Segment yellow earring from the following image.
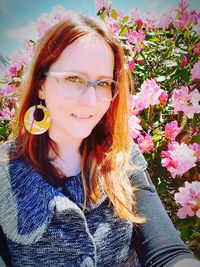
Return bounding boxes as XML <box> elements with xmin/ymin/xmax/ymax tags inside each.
<box><xmin>24</xmin><ymin>102</ymin><xmax>52</xmax><ymax>135</ymax></box>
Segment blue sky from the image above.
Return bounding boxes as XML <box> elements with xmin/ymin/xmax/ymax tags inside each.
<box><xmin>0</xmin><ymin>0</ymin><xmax>200</xmax><ymax>56</ymax></box>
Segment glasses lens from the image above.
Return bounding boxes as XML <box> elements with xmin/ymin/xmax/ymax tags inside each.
<box><xmin>96</xmin><ymin>80</ymin><xmax>118</xmax><ymax>102</ymax></box>
<box><xmin>60</xmin><ymin>75</ymin><xmax>87</xmax><ymax>98</ymax></box>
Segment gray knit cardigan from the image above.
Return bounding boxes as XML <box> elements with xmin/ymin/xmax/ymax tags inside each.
<box><xmin>0</xmin><ymin>140</ymin><xmax>195</xmax><ymax>267</ymax></box>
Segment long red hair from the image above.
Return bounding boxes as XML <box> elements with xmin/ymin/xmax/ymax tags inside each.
<box><xmin>13</xmin><ymin>12</ymin><xmax>145</xmax><ymax>224</ymax></box>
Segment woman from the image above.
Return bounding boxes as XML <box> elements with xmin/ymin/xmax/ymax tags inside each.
<box><xmin>0</xmin><ymin>12</ymin><xmax>199</xmax><ymax>267</ymax></box>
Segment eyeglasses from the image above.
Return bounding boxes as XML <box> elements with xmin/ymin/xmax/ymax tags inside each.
<box><xmin>45</xmin><ymin>71</ymin><xmax>118</xmax><ymax>102</ymax></box>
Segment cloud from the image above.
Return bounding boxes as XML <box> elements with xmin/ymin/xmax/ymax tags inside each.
<box><xmin>4</xmin><ymin>20</ymin><xmax>38</xmax><ymax>44</ymax></box>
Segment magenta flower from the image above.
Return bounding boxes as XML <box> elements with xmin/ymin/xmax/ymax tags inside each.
<box><xmin>128</xmin><ymin>60</ymin><xmax>135</xmax><ymax>71</ymax></box>
<box><xmin>136</xmin><ymin>134</ymin><xmax>154</xmax><ymax>153</ymax></box>
<box><xmin>191</xmin><ymin>61</ymin><xmax>200</xmax><ymax>80</ymax></box>
<box><xmin>159</xmin><ymin>91</ymin><xmax>168</xmax><ymax>105</ymax></box>
<box><xmin>174</xmin><ymin>181</ymin><xmax>200</xmax><ymax>219</ymax></box>
<box><xmin>193</xmin><ymin>43</ymin><xmax>200</xmax><ymax>55</ymax></box>
<box><xmin>164</xmin><ymin>120</ymin><xmax>181</xmax><ymax>140</ymax></box>
<box><xmin>161</xmin><ymin>142</ymin><xmax>197</xmax><ymax>178</ymax></box>
<box><xmin>177</xmin><ymin>0</ymin><xmax>189</xmax><ymax>14</ymax></box>
<box><xmin>180</xmin><ymin>56</ymin><xmax>188</xmax><ymax>68</ymax></box>
<box><xmin>128</xmin><ymin>114</ymin><xmax>142</xmax><ymax>139</ymax></box>
<box><xmin>94</xmin><ymin>0</ymin><xmax>111</xmax><ymax>12</ymax></box>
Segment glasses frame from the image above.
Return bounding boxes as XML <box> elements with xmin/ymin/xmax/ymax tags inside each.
<box><xmin>45</xmin><ymin>71</ymin><xmax>119</xmax><ymax>102</ymax></box>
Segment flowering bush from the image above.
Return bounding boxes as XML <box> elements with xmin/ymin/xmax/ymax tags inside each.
<box><xmin>94</xmin><ymin>0</ymin><xmax>200</xmax><ymax>256</ymax></box>
<box><xmin>0</xmin><ymin>0</ymin><xmax>200</xmax><ymax>257</ymax></box>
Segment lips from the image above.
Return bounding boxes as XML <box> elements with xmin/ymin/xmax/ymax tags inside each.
<box><xmin>72</xmin><ymin>114</ymin><xmax>93</xmax><ymax>119</ymax></box>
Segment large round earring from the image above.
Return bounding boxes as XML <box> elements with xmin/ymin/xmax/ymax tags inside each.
<box><xmin>24</xmin><ymin>102</ymin><xmax>52</xmax><ymax>135</ymax></box>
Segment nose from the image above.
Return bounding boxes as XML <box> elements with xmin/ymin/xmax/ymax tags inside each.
<box><xmin>79</xmin><ymin>85</ymin><xmax>98</xmax><ymax>105</ymax></box>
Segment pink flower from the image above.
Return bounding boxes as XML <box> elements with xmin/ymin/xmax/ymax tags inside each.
<box><xmin>189</xmin><ymin>143</ymin><xmax>200</xmax><ymax>161</ymax></box>
<box><xmin>193</xmin><ymin>22</ymin><xmax>200</xmax><ymax>35</ymax></box>
<box><xmin>0</xmin><ymin>107</ymin><xmax>16</xmax><ymax>121</ymax></box>
<box><xmin>158</xmin><ymin>8</ymin><xmax>175</xmax><ymax>29</ymax></box>
<box><xmin>161</xmin><ymin>142</ymin><xmax>197</xmax><ymax>178</ymax></box>
<box><xmin>128</xmin><ymin>94</ymin><xmax>138</xmax><ymax>115</ymax></box>
<box><xmin>143</xmin><ymin>11</ymin><xmax>157</xmax><ymax>30</ymax></box>
<box><xmin>128</xmin><ymin>60</ymin><xmax>135</xmax><ymax>71</ymax></box>
<box><xmin>164</xmin><ymin>120</ymin><xmax>181</xmax><ymax>140</ymax></box>
<box><xmin>189</xmin><ymin>9</ymin><xmax>200</xmax><ymax>25</ymax></box>
<box><xmin>36</xmin><ymin>6</ymin><xmax>71</xmax><ymax>38</ymax></box>
<box><xmin>125</xmin><ymin>29</ymin><xmax>145</xmax><ymax>44</ymax></box>
<box><xmin>191</xmin><ymin>61</ymin><xmax>200</xmax><ymax>80</ymax></box>
<box><xmin>128</xmin><ymin>114</ymin><xmax>142</xmax><ymax>139</ymax></box>
<box><xmin>94</xmin><ymin>0</ymin><xmax>111</xmax><ymax>12</ymax></box>
<box><xmin>176</xmin><ymin>0</ymin><xmax>189</xmax><ymax>14</ymax></box>
<box><xmin>193</xmin><ymin>43</ymin><xmax>200</xmax><ymax>55</ymax></box>
<box><xmin>174</xmin><ymin>181</ymin><xmax>200</xmax><ymax>219</ymax></box>
<box><xmin>0</xmin><ymin>85</ymin><xmax>17</xmax><ymax>98</ymax></box>
<box><xmin>133</xmin><ymin>79</ymin><xmax>163</xmax><ymax>113</ymax></box>
<box><xmin>51</xmin><ymin>5</ymin><xmax>71</xmax><ymax>21</ymax></box>
<box><xmin>5</xmin><ymin>66</ymin><xmax>18</xmax><ymax>82</ymax></box>
<box><xmin>171</xmin><ymin>86</ymin><xmax>200</xmax><ymax>119</ymax></box>
<box><xmin>9</xmin><ymin>39</ymin><xmax>36</xmax><ymax>73</ymax></box>
<box><xmin>134</xmin><ymin>45</ymin><xmax>141</xmax><ymax>54</ymax></box>
<box><xmin>108</xmin><ymin>22</ymin><xmax>120</xmax><ymax>35</ymax></box>
<box><xmin>136</xmin><ymin>134</ymin><xmax>154</xmax><ymax>153</ymax></box>
<box><xmin>159</xmin><ymin>91</ymin><xmax>168</xmax><ymax>105</ymax></box>
<box><xmin>118</xmin><ymin>11</ymin><xmax>125</xmax><ymax>21</ymax></box>
<box><xmin>129</xmin><ymin>7</ymin><xmax>141</xmax><ymax>21</ymax></box>
<box><xmin>180</xmin><ymin>56</ymin><xmax>188</xmax><ymax>68</ymax></box>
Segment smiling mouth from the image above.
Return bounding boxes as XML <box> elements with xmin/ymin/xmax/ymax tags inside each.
<box><xmin>71</xmin><ymin>114</ymin><xmax>94</xmax><ymax>119</ymax></box>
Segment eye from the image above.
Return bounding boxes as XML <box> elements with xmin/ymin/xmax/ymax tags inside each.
<box><xmin>97</xmin><ymin>80</ymin><xmax>112</xmax><ymax>87</ymax></box>
<box><xmin>65</xmin><ymin>76</ymin><xmax>84</xmax><ymax>83</ymax></box>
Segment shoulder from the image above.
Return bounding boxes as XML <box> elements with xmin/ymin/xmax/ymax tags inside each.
<box><xmin>0</xmin><ymin>141</ymin><xmax>58</xmax><ymax>245</ymax></box>
<box><xmin>129</xmin><ymin>139</ymin><xmax>148</xmax><ymax>177</ymax></box>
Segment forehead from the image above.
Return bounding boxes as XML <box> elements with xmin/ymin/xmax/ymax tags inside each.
<box><xmin>50</xmin><ymin>34</ymin><xmax>114</xmax><ymax>78</ymax></box>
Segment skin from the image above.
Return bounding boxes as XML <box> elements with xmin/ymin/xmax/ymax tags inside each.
<box><xmin>39</xmin><ymin>34</ymin><xmax>114</xmax><ymax>176</ymax></box>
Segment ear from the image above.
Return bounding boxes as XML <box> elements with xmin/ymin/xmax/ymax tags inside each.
<box><xmin>38</xmin><ymin>81</ymin><xmax>45</xmax><ymax>100</ymax></box>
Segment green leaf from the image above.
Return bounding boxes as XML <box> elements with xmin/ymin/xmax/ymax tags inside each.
<box><xmin>174</xmin><ymin>69</ymin><xmax>190</xmax><ymax>82</ymax></box>
<box><xmin>172</xmin><ymin>48</ymin><xmax>188</xmax><ymax>56</ymax></box>
<box><xmin>180</xmin><ymin>116</ymin><xmax>188</xmax><ymax>130</ymax></box>
<box><xmin>0</xmin><ymin>124</ymin><xmax>9</xmax><ymax>136</ymax></box>
<box><xmin>192</xmin><ymin>134</ymin><xmax>200</xmax><ymax>144</ymax></box>
<box><xmin>181</xmin><ymin>224</ymin><xmax>193</xmax><ymax>239</ymax></box>
<box><xmin>122</xmin><ymin>15</ymin><xmax>129</xmax><ymax>24</ymax></box>
<box><xmin>164</xmin><ymin>60</ymin><xmax>177</xmax><ymax>68</ymax></box>
<box><xmin>144</xmin><ymin>40</ymin><xmax>157</xmax><ymax>47</ymax></box>
<box><xmin>156</xmin><ymin>76</ymin><xmax>166</xmax><ymax>82</ymax></box>
<box><xmin>111</xmin><ymin>9</ymin><xmax>118</xmax><ymax>20</ymax></box>
<box><xmin>150</xmin><ymin>37</ymin><xmax>160</xmax><ymax>42</ymax></box>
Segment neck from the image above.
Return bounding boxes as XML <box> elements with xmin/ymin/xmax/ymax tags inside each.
<box><xmin>48</xmin><ymin>132</ymin><xmax>83</xmax><ymax>177</ymax></box>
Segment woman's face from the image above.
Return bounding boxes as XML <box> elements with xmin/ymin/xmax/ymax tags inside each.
<box><xmin>39</xmin><ymin>34</ymin><xmax>114</xmax><ymax>143</ymax></box>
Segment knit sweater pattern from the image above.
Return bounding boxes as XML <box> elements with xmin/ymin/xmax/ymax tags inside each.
<box><xmin>0</xmin><ymin>141</ymin><xmax>147</xmax><ymax>267</ymax></box>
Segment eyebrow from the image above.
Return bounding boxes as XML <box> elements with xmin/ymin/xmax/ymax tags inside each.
<box><xmin>64</xmin><ymin>69</ymin><xmax>114</xmax><ymax>80</ymax></box>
